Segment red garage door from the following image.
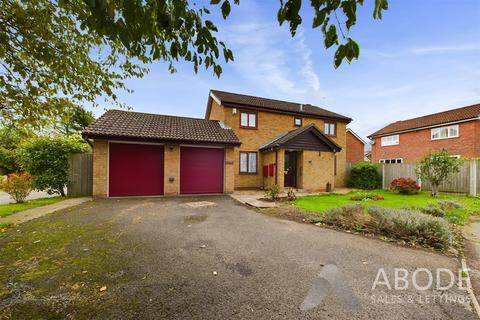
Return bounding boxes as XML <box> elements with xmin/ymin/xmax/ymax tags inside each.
<box><xmin>109</xmin><ymin>143</ymin><xmax>164</xmax><ymax>197</ymax></box>
<box><xmin>180</xmin><ymin>147</ymin><xmax>224</xmax><ymax>194</ymax></box>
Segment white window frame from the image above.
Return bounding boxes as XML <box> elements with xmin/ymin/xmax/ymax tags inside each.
<box><xmin>240</xmin><ymin>111</ymin><xmax>257</xmax><ymax>128</ymax></box>
<box><xmin>431</xmin><ymin>124</ymin><xmax>459</xmax><ymax>140</ymax></box>
<box><xmin>381</xmin><ymin>134</ymin><xmax>399</xmax><ymax>146</ymax></box>
<box><xmin>239</xmin><ymin>151</ymin><xmax>257</xmax><ymax>173</ymax></box>
<box><xmin>379</xmin><ymin>158</ymin><xmax>403</xmax><ymax>164</ymax></box>
<box><xmin>324</xmin><ymin>122</ymin><xmax>336</xmax><ymax>136</ymax></box>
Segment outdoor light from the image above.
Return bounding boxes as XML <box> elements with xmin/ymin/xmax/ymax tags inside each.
<box><xmin>232</xmin><ymin>108</ymin><xmax>237</xmax><ymax>115</ymax></box>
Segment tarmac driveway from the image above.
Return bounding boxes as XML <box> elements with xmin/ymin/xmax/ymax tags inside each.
<box><xmin>89</xmin><ymin>195</ymin><xmax>475</xmax><ymax>319</ymax></box>
<box><xmin>0</xmin><ymin>196</ymin><xmax>476</xmax><ymax>319</ymax></box>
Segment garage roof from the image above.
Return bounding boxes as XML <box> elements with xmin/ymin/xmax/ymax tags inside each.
<box><xmin>83</xmin><ymin>110</ymin><xmax>241</xmax><ymax>146</ymax></box>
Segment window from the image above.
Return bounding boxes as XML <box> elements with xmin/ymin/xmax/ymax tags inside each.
<box><xmin>294</xmin><ymin>117</ymin><xmax>302</xmax><ymax>127</ymax></box>
<box><xmin>240</xmin><ymin>152</ymin><xmax>257</xmax><ymax>173</ymax></box>
<box><xmin>240</xmin><ymin>111</ymin><xmax>257</xmax><ymax>128</ymax></box>
<box><xmin>379</xmin><ymin>158</ymin><xmax>403</xmax><ymax>164</ymax></box>
<box><xmin>324</xmin><ymin>122</ymin><xmax>336</xmax><ymax>136</ymax></box>
<box><xmin>381</xmin><ymin>134</ymin><xmax>399</xmax><ymax>146</ymax></box>
<box><xmin>431</xmin><ymin>125</ymin><xmax>459</xmax><ymax>140</ymax></box>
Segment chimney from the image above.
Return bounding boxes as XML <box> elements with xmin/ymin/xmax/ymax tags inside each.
<box><xmin>300</xmin><ymin>104</ymin><xmax>303</xmax><ymax>111</ymax></box>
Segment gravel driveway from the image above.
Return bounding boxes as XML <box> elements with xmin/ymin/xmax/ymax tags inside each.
<box><xmin>0</xmin><ymin>196</ymin><xmax>476</xmax><ymax>319</ymax></box>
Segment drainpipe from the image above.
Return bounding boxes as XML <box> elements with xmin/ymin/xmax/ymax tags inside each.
<box><xmin>275</xmin><ymin>150</ymin><xmax>278</xmax><ymax>185</ymax></box>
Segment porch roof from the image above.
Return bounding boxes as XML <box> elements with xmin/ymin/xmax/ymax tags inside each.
<box><xmin>259</xmin><ymin>124</ymin><xmax>342</xmax><ymax>152</ymax></box>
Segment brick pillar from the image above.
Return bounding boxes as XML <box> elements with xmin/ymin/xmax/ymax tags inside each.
<box><xmin>164</xmin><ymin>145</ymin><xmax>180</xmax><ymax>196</ymax></box>
<box><xmin>92</xmin><ymin>140</ymin><xmax>108</xmax><ymax>198</ymax></box>
<box><xmin>224</xmin><ymin>147</ymin><xmax>235</xmax><ymax>193</ymax></box>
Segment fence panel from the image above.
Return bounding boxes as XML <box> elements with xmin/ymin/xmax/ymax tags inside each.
<box><xmin>382</xmin><ymin>161</ymin><xmax>472</xmax><ymax>194</ymax></box>
<box><xmin>68</xmin><ymin>153</ymin><xmax>93</xmax><ymax>196</ymax></box>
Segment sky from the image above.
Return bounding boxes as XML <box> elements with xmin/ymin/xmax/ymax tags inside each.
<box><xmin>92</xmin><ymin>0</ymin><xmax>480</xmax><ymax>142</ymax></box>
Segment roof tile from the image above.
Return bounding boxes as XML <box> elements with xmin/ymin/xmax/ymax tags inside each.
<box><xmin>83</xmin><ymin>110</ymin><xmax>241</xmax><ymax>145</ymax></box>
<box><xmin>211</xmin><ymin>90</ymin><xmax>351</xmax><ymax>121</ymax></box>
<box><xmin>369</xmin><ymin>103</ymin><xmax>480</xmax><ymax>137</ymax></box>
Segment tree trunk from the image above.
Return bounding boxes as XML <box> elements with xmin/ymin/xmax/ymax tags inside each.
<box><xmin>60</xmin><ymin>189</ymin><xmax>66</xmax><ymax>197</ymax></box>
<box><xmin>430</xmin><ymin>184</ymin><xmax>438</xmax><ymax>197</ymax></box>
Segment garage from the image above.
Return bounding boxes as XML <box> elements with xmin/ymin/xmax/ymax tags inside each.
<box><xmin>180</xmin><ymin>147</ymin><xmax>224</xmax><ymax>194</ymax></box>
<box><xmin>109</xmin><ymin>143</ymin><xmax>164</xmax><ymax>197</ymax></box>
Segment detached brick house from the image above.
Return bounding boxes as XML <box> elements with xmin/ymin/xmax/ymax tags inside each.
<box><xmin>346</xmin><ymin>128</ymin><xmax>366</xmax><ymax>164</ymax></box>
<box><xmin>83</xmin><ymin>90</ymin><xmax>351</xmax><ymax>197</ymax></box>
<box><xmin>368</xmin><ymin>103</ymin><xmax>480</xmax><ymax>164</ymax></box>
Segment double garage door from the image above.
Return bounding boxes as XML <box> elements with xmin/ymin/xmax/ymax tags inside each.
<box><xmin>108</xmin><ymin>143</ymin><xmax>224</xmax><ymax>197</ymax></box>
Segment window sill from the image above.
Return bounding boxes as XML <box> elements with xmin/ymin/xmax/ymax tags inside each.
<box><xmin>239</xmin><ymin>172</ymin><xmax>258</xmax><ymax>175</ymax></box>
<box><xmin>431</xmin><ymin>136</ymin><xmax>459</xmax><ymax>141</ymax></box>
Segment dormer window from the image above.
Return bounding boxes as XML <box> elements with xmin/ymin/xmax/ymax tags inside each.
<box><xmin>294</xmin><ymin>117</ymin><xmax>302</xmax><ymax>127</ymax></box>
<box><xmin>240</xmin><ymin>111</ymin><xmax>257</xmax><ymax>129</ymax></box>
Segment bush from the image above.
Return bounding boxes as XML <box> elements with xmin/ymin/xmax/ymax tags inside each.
<box><xmin>437</xmin><ymin>200</ymin><xmax>463</xmax><ymax>210</ymax></box>
<box><xmin>367</xmin><ymin>206</ymin><xmax>453</xmax><ymax>249</ymax></box>
<box><xmin>322</xmin><ymin>204</ymin><xmax>368</xmax><ymax>230</ymax></box>
<box><xmin>264</xmin><ymin>184</ymin><xmax>281</xmax><ymax>201</ymax></box>
<box><xmin>286</xmin><ymin>187</ymin><xmax>296</xmax><ymax>201</ymax></box>
<box><xmin>1</xmin><ymin>172</ymin><xmax>33</xmax><ymax>203</ymax></box>
<box><xmin>318</xmin><ymin>204</ymin><xmax>453</xmax><ymax>249</ymax></box>
<box><xmin>390</xmin><ymin>177</ymin><xmax>420</xmax><ymax>194</ymax></box>
<box><xmin>347</xmin><ymin>162</ymin><xmax>382</xmax><ymax>190</ymax></box>
<box><xmin>18</xmin><ymin>136</ymin><xmax>87</xmax><ymax>196</ymax></box>
<box><xmin>349</xmin><ymin>192</ymin><xmax>384</xmax><ymax>201</ymax></box>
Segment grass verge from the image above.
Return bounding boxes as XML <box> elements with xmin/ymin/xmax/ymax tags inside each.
<box><xmin>0</xmin><ymin>196</ymin><xmax>65</xmax><ymax>218</ymax></box>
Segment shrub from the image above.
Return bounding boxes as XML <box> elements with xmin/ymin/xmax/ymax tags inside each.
<box><xmin>390</xmin><ymin>177</ymin><xmax>420</xmax><ymax>194</ymax></box>
<box><xmin>286</xmin><ymin>187</ymin><xmax>296</xmax><ymax>201</ymax></box>
<box><xmin>367</xmin><ymin>206</ymin><xmax>453</xmax><ymax>249</ymax></box>
<box><xmin>350</xmin><ymin>192</ymin><xmax>384</xmax><ymax>201</ymax></box>
<box><xmin>347</xmin><ymin>162</ymin><xmax>382</xmax><ymax>190</ymax></box>
<box><xmin>437</xmin><ymin>200</ymin><xmax>463</xmax><ymax>210</ymax></box>
<box><xmin>322</xmin><ymin>204</ymin><xmax>368</xmax><ymax>230</ymax></box>
<box><xmin>264</xmin><ymin>184</ymin><xmax>281</xmax><ymax>201</ymax></box>
<box><xmin>18</xmin><ymin>136</ymin><xmax>87</xmax><ymax>196</ymax></box>
<box><xmin>420</xmin><ymin>204</ymin><xmax>445</xmax><ymax>218</ymax></box>
<box><xmin>1</xmin><ymin>172</ymin><xmax>33</xmax><ymax>203</ymax></box>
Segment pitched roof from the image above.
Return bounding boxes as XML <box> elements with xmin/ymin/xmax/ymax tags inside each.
<box><xmin>210</xmin><ymin>90</ymin><xmax>351</xmax><ymax>122</ymax></box>
<box><xmin>259</xmin><ymin>124</ymin><xmax>342</xmax><ymax>152</ymax></box>
<box><xmin>346</xmin><ymin>128</ymin><xmax>366</xmax><ymax>145</ymax></box>
<box><xmin>83</xmin><ymin>110</ymin><xmax>241</xmax><ymax>145</ymax></box>
<box><xmin>369</xmin><ymin>103</ymin><xmax>480</xmax><ymax>138</ymax></box>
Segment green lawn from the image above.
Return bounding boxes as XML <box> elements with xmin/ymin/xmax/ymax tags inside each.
<box><xmin>0</xmin><ymin>197</ymin><xmax>65</xmax><ymax>218</ymax></box>
<box><xmin>294</xmin><ymin>190</ymin><xmax>480</xmax><ymax>224</ymax></box>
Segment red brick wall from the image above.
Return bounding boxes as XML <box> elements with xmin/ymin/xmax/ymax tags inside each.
<box><xmin>346</xmin><ymin>131</ymin><xmax>365</xmax><ymax>164</ymax></box>
<box><xmin>371</xmin><ymin>120</ymin><xmax>479</xmax><ymax>163</ymax></box>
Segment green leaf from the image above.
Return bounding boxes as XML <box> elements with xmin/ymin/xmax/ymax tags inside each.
<box><xmin>334</xmin><ymin>44</ymin><xmax>346</xmax><ymax>68</ymax></box>
<box><xmin>312</xmin><ymin>9</ymin><xmax>326</xmax><ymax>28</ymax></box>
<box><xmin>324</xmin><ymin>24</ymin><xmax>338</xmax><ymax>48</ymax></box>
<box><xmin>221</xmin><ymin>1</ymin><xmax>231</xmax><ymax>19</ymax></box>
<box><xmin>210</xmin><ymin>0</ymin><xmax>221</xmax><ymax>4</ymax></box>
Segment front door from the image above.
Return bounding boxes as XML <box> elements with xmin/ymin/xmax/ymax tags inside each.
<box><xmin>284</xmin><ymin>151</ymin><xmax>296</xmax><ymax>188</ymax></box>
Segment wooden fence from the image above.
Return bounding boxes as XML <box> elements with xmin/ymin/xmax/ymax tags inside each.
<box><xmin>67</xmin><ymin>153</ymin><xmax>93</xmax><ymax>196</ymax></box>
<box><xmin>381</xmin><ymin>160</ymin><xmax>479</xmax><ymax>195</ymax></box>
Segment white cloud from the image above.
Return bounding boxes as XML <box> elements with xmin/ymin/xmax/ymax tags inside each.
<box><xmin>363</xmin><ymin>43</ymin><xmax>480</xmax><ymax>58</ymax></box>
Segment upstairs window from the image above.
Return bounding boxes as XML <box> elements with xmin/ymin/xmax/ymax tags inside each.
<box><xmin>294</xmin><ymin>117</ymin><xmax>302</xmax><ymax>127</ymax></box>
<box><xmin>324</xmin><ymin>122</ymin><xmax>336</xmax><ymax>136</ymax></box>
<box><xmin>240</xmin><ymin>111</ymin><xmax>257</xmax><ymax>128</ymax></box>
<box><xmin>431</xmin><ymin>125</ymin><xmax>459</xmax><ymax>140</ymax></box>
<box><xmin>381</xmin><ymin>134</ymin><xmax>399</xmax><ymax>146</ymax></box>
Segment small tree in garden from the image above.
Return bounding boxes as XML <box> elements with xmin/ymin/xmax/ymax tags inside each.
<box><xmin>415</xmin><ymin>150</ymin><xmax>461</xmax><ymax>197</ymax></box>
<box><xmin>18</xmin><ymin>136</ymin><xmax>88</xmax><ymax>196</ymax></box>
<box><xmin>347</xmin><ymin>162</ymin><xmax>382</xmax><ymax>190</ymax></box>
<box><xmin>1</xmin><ymin>172</ymin><xmax>33</xmax><ymax>203</ymax></box>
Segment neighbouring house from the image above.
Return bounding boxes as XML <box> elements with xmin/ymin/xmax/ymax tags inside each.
<box><xmin>368</xmin><ymin>103</ymin><xmax>480</xmax><ymax>164</ymax></box>
<box><xmin>83</xmin><ymin>90</ymin><xmax>351</xmax><ymax>197</ymax></box>
<box><xmin>346</xmin><ymin>128</ymin><xmax>366</xmax><ymax>164</ymax></box>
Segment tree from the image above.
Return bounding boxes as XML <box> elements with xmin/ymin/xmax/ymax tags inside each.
<box><xmin>58</xmin><ymin>103</ymin><xmax>95</xmax><ymax>136</ymax></box>
<box><xmin>17</xmin><ymin>136</ymin><xmax>88</xmax><ymax>196</ymax></box>
<box><xmin>415</xmin><ymin>150</ymin><xmax>461</xmax><ymax>197</ymax></box>
<box><xmin>1</xmin><ymin>0</ymin><xmax>388</xmax><ymax>125</ymax></box>
<box><xmin>0</xmin><ymin>124</ymin><xmax>33</xmax><ymax>172</ymax></box>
